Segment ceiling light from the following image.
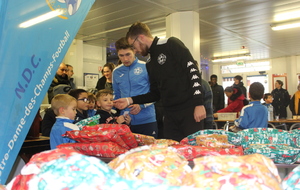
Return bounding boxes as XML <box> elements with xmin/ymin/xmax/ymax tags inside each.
<box><xmin>212</xmin><ymin>54</ymin><xmax>251</xmax><ymax>63</ymax></box>
<box><xmin>271</xmin><ymin>20</ymin><xmax>300</xmax><ymax>31</ymax></box>
<box><xmin>19</xmin><ymin>9</ymin><xmax>64</xmax><ymax>28</ymax></box>
<box><xmin>274</xmin><ymin>10</ymin><xmax>300</xmax><ymax>22</ymax></box>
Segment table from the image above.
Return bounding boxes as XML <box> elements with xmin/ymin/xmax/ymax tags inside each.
<box><xmin>214</xmin><ymin>119</ymin><xmax>300</xmax><ymax>131</ymax></box>
<box><xmin>19</xmin><ymin>135</ymin><xmax>50</xmax><ymax>163</ymax></box>
<box><xmin>268</xmin><ymin>119</ymin><xmax>300</xmax><ymax>131</ymax></box>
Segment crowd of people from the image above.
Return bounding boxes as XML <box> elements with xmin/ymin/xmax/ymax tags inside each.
<box><xmin>41</xmin><ymin>21</ymin><xmax>299</xmax><ymax>149</ymax></box>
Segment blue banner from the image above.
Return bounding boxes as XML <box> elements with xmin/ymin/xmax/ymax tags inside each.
<box><xmin>0</xmin><ymin>0</ymin><xmax>94</xmax><ymax>184</ymax></box>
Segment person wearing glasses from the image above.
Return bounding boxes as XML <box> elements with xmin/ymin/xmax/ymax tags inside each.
<box><xmin>47</xmin><ymin>62</ymin><xmax>70</xmax><ymax>103</ymax></box>
<box><xmin>113</xmin><ymin>22</ymin><xmax>206</xmax><ymax>142</ymax></box>
<box><xmin>68</xmin><ymin>89</ymin><xmax>89</xmax><ymax>123</ymax></box>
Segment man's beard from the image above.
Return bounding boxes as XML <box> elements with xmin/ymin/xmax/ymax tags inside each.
<box><xmin>139</xmin><ymin>43</ymin><xmax>149</xmax><ymax>57</ymax></box>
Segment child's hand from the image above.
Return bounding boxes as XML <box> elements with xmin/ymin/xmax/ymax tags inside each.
<box><xmin>116</xmin><ymin>115</ymin><xmax>125</xmax><ymax>124</ymax></box>
<box><xmin>124</xmin><ymin>114</ymin><xmax>131</xmax><ymax>125</ymax></box>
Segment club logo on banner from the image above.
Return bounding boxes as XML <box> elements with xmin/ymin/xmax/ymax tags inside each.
<box><xmin>0</xmin><ymin>0</ymin><xmax>94</xmax><ymax>184</ymax></box>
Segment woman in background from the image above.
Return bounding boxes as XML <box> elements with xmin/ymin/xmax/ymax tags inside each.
<box><xmin>95</xmin><ymin>62</ymin><xmax>115</xmax><ymax>91</ymax></box>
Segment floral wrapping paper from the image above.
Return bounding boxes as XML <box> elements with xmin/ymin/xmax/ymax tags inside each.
<box><xmin>282</xmin><ymin>165</ymin><xmax>300</xmax><ymax>190</ymax></box>
<box><xmin>108</xmin><ymin>145</ymin><xmax>194</xmax><ymax>187</ymax></box>
<box><xmin>192</xmin><ymin>154</ymin><xmax>282</xmax><ymax>190</ymax></box>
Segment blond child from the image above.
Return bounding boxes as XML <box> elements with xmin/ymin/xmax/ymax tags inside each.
<box><xmin>95</xmin><ymin>89</ymin><xmax>131</xmax><ymax>125</ymax></box>
<box><xmin>50</xmin><ymin>94</ymin><xmax>79</xmax><ymax>149</ymax></box>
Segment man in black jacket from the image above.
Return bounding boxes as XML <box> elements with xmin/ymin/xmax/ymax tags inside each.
<box><xmin>210</xmin><ymin>74</ymin><xmax>224</xmax><ymax>113</ymax></box>
<box><xmin>47</xmin><ymin>63</ymin><xmax>70</xmax><ymax>103</ymax></box>
<box><xmin>114</xmin><ymin>22</ymin><xmax>206</xmax><ymax>141</ymax></box>
<box><xmin>271</xmin><ymin>80</ymin><xmax>290</xmax><ymax>119</ymax></box>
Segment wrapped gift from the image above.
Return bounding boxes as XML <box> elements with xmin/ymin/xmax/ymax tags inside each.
<box><xmin>282</xmin><ymin>165</ymin><xmax>300</xmax><ymax>190</ymax></box>
<box><xmin>57</xmin><ymin>142</ymin><xmax>128</xmax><ymax>157</ymax></box>
<box><xmin>192</xmin><ymin>154</ymin><xmax>281</xmax><ymax>189</ymax></box>
<box><xmin>244</xmin><ymin>144</ymin><xmax>300</xmax><ymax>164</ymax></box>
<box><xmin>108</xmin><ymin>145</ymin><xmax>194</xmax><ymax>187</ymax></box>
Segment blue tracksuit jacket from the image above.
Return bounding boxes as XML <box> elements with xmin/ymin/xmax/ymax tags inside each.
<box><xmin>112</xmin><ymin>58</ymin><xmax>156</xmax><ymax>125</ymax></box>
<box><xmin>234</xmin><ymin>101</ymin><xmax>268</xmax><ymax>129</ymax></box>
<box><xmin>50</xmin><ymin>117</ymin><xmax>78</xmax><ymax>149</ymax></box>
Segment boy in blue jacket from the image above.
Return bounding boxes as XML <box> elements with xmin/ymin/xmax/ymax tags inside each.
<box><xmin>50</xmin><ymin>94</ymin><xmax>79</xmax><ymax>149</ymax></box>
<box><xmin>230</xmin><ymin>82</ymin><xmax>268</xmax><ymax>132</ymax></box>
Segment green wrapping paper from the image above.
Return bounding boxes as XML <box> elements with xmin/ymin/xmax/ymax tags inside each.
<box><xmin>244</xmin><ymin>144</ymin><xmax>300</xmax><ymax>164</ymax></box>
<box><xmin>237</xmin><ymin>128</ymin><xmax>295</xmax><ymax>148</ymax></box>
<box><xmin>282</xmin><ymin>165</ymin><xmax>300</xmax><ymax>190</ymax></box>
<box><xmin>75</xmin><ymin>114</ymin><xmax>100</xmax><ymax>130</ymax></box>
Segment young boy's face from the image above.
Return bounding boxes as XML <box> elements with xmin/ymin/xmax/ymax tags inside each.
<box><xmin>77</xmin><ymin>92</ymin><xmax>89</xmax><ymax>112</ymax></box>
<box><xmin>265</xmin><ymin>96</ymin><xmax>273</xmax><ymax>104</ymax></box>
<box><xmin>88</xmin><ymin>100</ymin><xmax>95</xmax><ymax>110</ymax></box>
<box><xmin>62</xmin><ymin>100</ymin><xmax>77</xmax><ymax>120</ymax></box>
<box><xmin>96</xmin><ymin>94</ymin><xmax>113</xmax><ymax>112</ymax></box>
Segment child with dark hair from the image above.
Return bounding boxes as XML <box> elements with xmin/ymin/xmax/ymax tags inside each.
<box><xmin>230</xmin><ymin>82</ymin><xmax>268</xmax><ymax>131</ymax></box>
<box><xmin>95</xmin><ymin>89</ymin><xmax>131</xmax><ymax>125</ymax></box>
<box><xmin>262</xmin><ymin>93</ymin><xmax>273</xmax><ymax>107</ymax></box>
<box><xmin>87</xmin><ymin>92</ymin><xmax>97</xmax><ymax>117</ymax></box>
<box><xmin>68</xmin><ymin>89</ymin><xmax>89</xmax><ymax>123</ymax></box>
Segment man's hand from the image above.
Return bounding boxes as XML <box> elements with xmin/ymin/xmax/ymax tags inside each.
<box><xmin>129</xmin><ymin>104</ymin><xmax>141</xmax><ymax>115</ymax></box>
<box><xmin>113</xmin><ymin>97</ymin><xmax>132</xmax><ymax>110</ymax></box>
<box><xmin>194</xmin><ymin>105</ymin><xmax>206</xmax><ymax>122</ymax></box>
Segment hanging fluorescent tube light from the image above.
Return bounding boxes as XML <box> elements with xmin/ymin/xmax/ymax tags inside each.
<box><xmin>19</xmin><ymin>9</ymin><xmax>64</xmax><ymax>28</ymax></box>
<box><xmin>212</xmin><ymin>53</ymin><xmax>251</xmax><ymax>63</ymax></box>
<box><xmin>271</xmin><ymin>20</ymin><xmax>300</xmax><ymax>31</ymax></box>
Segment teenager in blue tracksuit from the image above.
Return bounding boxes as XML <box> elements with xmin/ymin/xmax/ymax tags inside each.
<box><xmin>113</xmin><ymin>37</ymin><xmax>157</xmax><ymax>138</ymax></box>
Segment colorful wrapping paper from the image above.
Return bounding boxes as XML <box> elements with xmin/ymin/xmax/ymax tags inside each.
<box><xmin>237</xmin><ymin>128</ymin><xmax>294</xmax><ymax>148</ymax></box>
<box><xmin>83</xmin><ymin>124</ymin><xmax>138</xmax><ymax>148</ymax></box>
<box><xmin>108</xmin><ymin>145</ymin><xmax>194</xmax><ymax>187</ymax></box>
<box><xmin>57</xmin><ymin>142</ymin><xmax>128</xmax><ymax>157</ymax></box>
<box><xmin>244</xmin><ymin>144</ymin><xmax>300</xmax><ymax>164</ymax></box>
<box><xmin>172</xmin><ymin>144</ymin><xmax>244</xmax><ymax>161</ymax></box>
<box><xmin>181</xmin><ymin>129</ymin><xmax>241</xmax><ymax>146</ymax></box>
<box><xmin>75</xmin><ymin>114</ymin><xmax>100</xmax><ymax>130</ymax></box>
<box><xmin>282</xmin><ymin>165</ymin><xmax>300</xmax><ymax>190</ymax></box>
<box><xmin>6</xmin><ymin>149</ymin><xmax>200</xmax><ymax>190</ymax></box>
<box><xmin>192</xmin><ymin>154</ymin><xmax>282</xmax><ymax>190</ymax></box>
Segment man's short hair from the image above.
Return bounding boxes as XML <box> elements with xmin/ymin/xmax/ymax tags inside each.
<box><xmin>126</xmin><ymin>22</ymin><xmax>152</xmax><ymax>40</ymax></box>
<box><xmin>115</xmin><ymin>37</ymin><xmax>133</xmax><ymax>51</ymax></box>
<box><xmin>234</xmin><ymin>75</ymin><xmax>243</xmax><ymax>82</ymax></box>
<box><xmin>96</xmin><ymin>89</ymin><xmax>113</xmax><ymax>100</ymax></box>
<box><xmin>51</xmin><ymin>94</ymin><xmax>76</xmax><ymax>115</ymax></box>
<box><xmin>249</xmin><ymin>82</ymin><xmax>264</xmax><ymax>100</ymax></box>
<box><xmin>276</xmin><ymin>80</ymin><xmax>283</xmax><ymax>87</ymax></box>
<box><xmin>263</xmin><ymin>93</ymin><xmax>272</xmax><ymax>101</ymax></box>
<box><xmin>210</xmin><ymin>74</ymin><xmax>218</xmax><ymax>80</ymax></box>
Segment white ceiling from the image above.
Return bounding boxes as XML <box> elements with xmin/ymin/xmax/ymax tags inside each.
<box><xmin>75</xmin><ymin>0</ymin><xmax>300</xmax><ymax>63</ymax></box>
